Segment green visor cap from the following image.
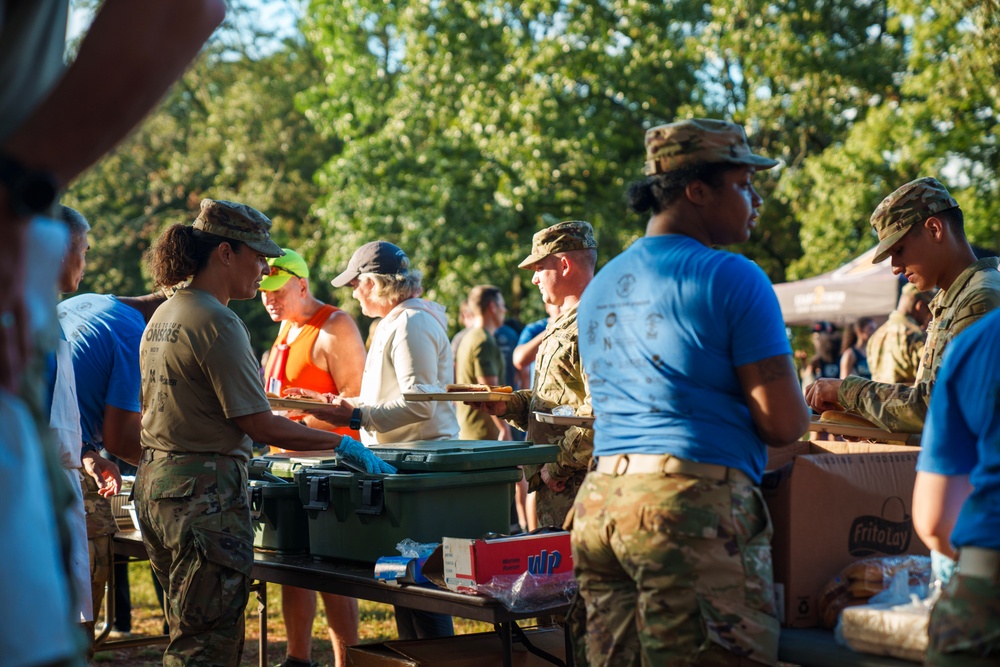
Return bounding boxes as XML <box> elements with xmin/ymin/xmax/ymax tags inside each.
<box><xmin>260</xmin><ymin>248</ymin><xmax>309</xmax><ymax>291</ymax></box>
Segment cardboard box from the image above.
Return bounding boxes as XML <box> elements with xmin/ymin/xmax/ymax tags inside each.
<box><xmin>441</xmin><ymin>532</ymin><xmax>573</xmax><ymax>593</ymax></box>
<box><xmin>763</xmin><ymin>441</ymin><xmax>928</xmax><ymax>628</ymax></box>
<box><xmin>347</xmin><ymin>627</ymin><xmax>566</xmax><ymax>667</ymax></box>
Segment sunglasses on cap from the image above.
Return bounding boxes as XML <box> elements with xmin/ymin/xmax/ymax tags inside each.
<box><xmin>269</xmin><ymin>266</ymin><xmax>303</xmax><ymax>279</ymax></box>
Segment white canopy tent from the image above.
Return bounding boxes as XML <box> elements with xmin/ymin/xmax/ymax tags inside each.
<box><xmin>771</xmin><ymin>247</ymin><xmax>903</xmax><ymax>326</ymax></box>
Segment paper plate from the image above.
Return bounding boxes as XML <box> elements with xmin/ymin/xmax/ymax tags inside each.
<box><xmin>533</xmin><ymin>411</ymin><xmax>595</xmax><ymax>428</ymax></box>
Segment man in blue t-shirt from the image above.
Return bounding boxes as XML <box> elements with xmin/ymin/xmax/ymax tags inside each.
<box><xmin>914</xmin><ymin>307</ymin><xmax>1000</xmax><ymax>665</ymax></box>
<box><xmin>60</xmin><ymin>293</ymin><xmax>167</xmax><ymax>462</ymax></box>
<box><xmin>59</xmin><ymin>291</ymin><xmax>167</xmax><ymax>639</ymax></box>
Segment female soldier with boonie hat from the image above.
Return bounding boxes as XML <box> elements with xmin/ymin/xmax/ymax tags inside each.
<box><xmin>573</xmin><ymin>119</ymin><xmax>810</xmax><ymax>666</ymax></box>
<box><xmin>135</xmin><ymin>199</ymin><xmax>393</xmax><ymax>666</ymax></box>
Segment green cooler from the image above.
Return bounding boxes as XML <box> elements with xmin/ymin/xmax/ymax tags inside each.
<box><xmin>367</xmin><ymin>440</ymin><xmax>560</xmax><ymax>472</ymax></box>
<box><xmin>298</xmin><ymin>440</ymin><xmax>559</xmax><ymax>563</ymax></box>
<box><xmin>248</xmin><ymin>450</ymin><xmax>341</xmax><ymax>553</ymax></box>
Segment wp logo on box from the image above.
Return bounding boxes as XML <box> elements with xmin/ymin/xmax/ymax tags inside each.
<box><xmin>527</xmin><ymin>549</ymin><xmax>563</xmax><ymax>576</ymax></box>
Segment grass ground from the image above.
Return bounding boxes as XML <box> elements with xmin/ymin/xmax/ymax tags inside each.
<box><xmin>94</xmin><ymin>561</ymin><xmax>494</xmax><ymax>667</ymax></box>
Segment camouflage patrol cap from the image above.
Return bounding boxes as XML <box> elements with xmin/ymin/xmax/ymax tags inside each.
<box><xmin>644</xmin><ymin>118</ymin><xmax>779</xmax><ymax>176</ymax></box>
<box><xmin>518</xmin><ymin>220</ymin><xmax>597</xmax><ymax>269</ymax></box>
<box><xmin>871</xmin><ymin>177</ymin><xmax>959</xmax><ymax>264</ymax></box>
<box><xmin>193</xmin><ymin>198</ymin><xmax>284</xmax><ymax>258</ymax></box>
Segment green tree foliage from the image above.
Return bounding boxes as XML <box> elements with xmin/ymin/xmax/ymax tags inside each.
<box><xmin>64</xmin><ymin>1</ymin><xmax>339</xmax><ymax>348</ymax></box>
<box><xmin>302</xmin><ymin>0</ymin><xmax>716</xmax><ymax>325</ymax></box>
<box><xmin>782</xmin><ymin>0</ymin><xmax>1000</xmax><ymax>279</ymax></box>
<box><xmin>65</xmin><ymin>0</ymin><xmax>1000</xmax><ymax>347</ymax></box>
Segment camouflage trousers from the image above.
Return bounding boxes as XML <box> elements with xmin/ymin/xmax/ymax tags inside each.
<box><xmin>81</xmin><ymin>472</ymin><xmax>118</xmax><ymax>658</ymax></box>
<box><xmin>926</xmin><ymin>570</ymin><xmax>1000</xmax><ymax>666</ymax></box>
<box><xmin>136</xmin><ymin>450</ymin><xmax>253</xmax><ymax>667</ymax></box>
<box><xmin>535</xmin><ymin>470</ymin><xmax>588</xmax><ymax>530</ymax></box>
<box><xmin>570</xmin><ymin>469</ymin><xmax>779</xmax><ymax>666</ymax></box>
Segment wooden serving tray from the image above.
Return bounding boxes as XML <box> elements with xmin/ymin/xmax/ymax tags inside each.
<box><xmin>808</xmin><ymin>416</ymin><xmax>921</xmax><ymax>446</ymax></box>
<box><xmin>268</xmin><ymin>396</ymin><xmax>328</xmax><ymax>410</ymax></box>
<box><xmin>402</xmin><ymin>391</ymin><xmax>515</xmax><ymax>402</ymax></box>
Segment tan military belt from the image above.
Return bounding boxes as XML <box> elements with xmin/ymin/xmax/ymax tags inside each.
<box><xmin>141</xmin><ymin>448</ymin><xmax>168</xmax><ymax>461</ymax></box>
<box><xmin>594</xmin><ymin>453</ymin><xmax>751</xmax><ymax>485</ymax></box>
<box><xmin>958</xmin><ymin>546</ymin><xmax>1000</xmax><ymax>582</ymax></box>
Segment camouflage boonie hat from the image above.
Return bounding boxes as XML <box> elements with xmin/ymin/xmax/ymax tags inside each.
<box><xmin>518</xmin><ymin>220</ymin><xmax>597</xmax><ymax>269</ymax></box>
<box><xmin>193</xmin><ymin>198</ymin><xmax>284</xmax><ymax>258</ymax></box>
<box><xmin>871</xmin><ymin>177</ymin><xmax>959</xmax><ymax>264</ymax></box>
<box><xmin>644</xmin><ymin>118</ymin><xmax>779</xmax><ymax>175</ymax></box>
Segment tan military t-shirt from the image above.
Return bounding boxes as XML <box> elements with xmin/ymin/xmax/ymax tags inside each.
<box><xmin>139</xmin><ymin>289</ymin><xmax>270</xmax><ymax>461</ymax></box>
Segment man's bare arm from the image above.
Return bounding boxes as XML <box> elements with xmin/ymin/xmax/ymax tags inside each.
<box><xmin>318</xmin><ymin>310</ymin><xmax>366</xmax><ymax>397</ymax></box>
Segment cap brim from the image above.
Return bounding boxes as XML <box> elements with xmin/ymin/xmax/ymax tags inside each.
<box><xmin>246</xmin><ymin>238</ymin><xmax>285</xmax><ymax>258</ymax></box>
<box><xmin>735</xmin><ymin>154</ymin><xmax>780</xmax><ymax>170</ymax></box>
<box><xmin>517</xmin><ymin>253</ymin><xmax>544</xmax><ymax>270</ymax></box>
<box><xmin>259</xmin><ymin>274</ymin><xmax>292</xmax><ymax>291</ymax></box>
<box><xmin>330</xmin><ymin>268</ymin><xmax>357</xmax><ymax>288</ymax></box>
<box><xmin>872</xmin><ymin>227</ymin><xmax>909</xmax><ymax>264</ymax></box>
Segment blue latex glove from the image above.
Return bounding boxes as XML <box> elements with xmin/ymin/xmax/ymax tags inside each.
<box><xmin>931</xmin><ymin>549</ymin><xmax>955</xmax><ymax>586</ymax></box>
<box><xmin>337</xmin><ymin>435</ymin><xmax>397</xmax><ymax>474</ymax></box>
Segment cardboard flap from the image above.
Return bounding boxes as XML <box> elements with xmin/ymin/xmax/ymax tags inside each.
<box><xmin>420</xmin><ymin>544</ymin><xmax>449</xmax><ymax>590</ymax></box>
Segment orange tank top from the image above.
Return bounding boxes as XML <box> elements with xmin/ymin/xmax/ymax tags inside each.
<box><xmin>265</xmin><ymin>304</ymin><xmax>359</xmax><ymax>440</ymax></box>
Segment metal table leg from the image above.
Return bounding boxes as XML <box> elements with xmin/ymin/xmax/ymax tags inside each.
<box><xmin>255</xmin><ymin>580</ymin><xmax>267</xmax><ymax>667</ymax></box>
<box><xmin>495</xmin><ymin>621</ymin><xmax>514</xmax><ymax>667</ymax></box>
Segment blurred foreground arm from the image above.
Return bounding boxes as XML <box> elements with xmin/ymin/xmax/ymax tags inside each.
<box><xmin>2</xmin><ymin>0</ymin><xmax>226</xmax><ymax>183</ymax></box>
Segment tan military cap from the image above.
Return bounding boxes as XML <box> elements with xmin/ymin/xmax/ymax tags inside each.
<box><xmin>871</xmin><ymin>177</ymin><xmax>959</xmax><ymax>264</ymax></box>
<box><xmin>518</xmin><ymin>220</ymin><xmax>597</xmax><ymax>269</ymax></box>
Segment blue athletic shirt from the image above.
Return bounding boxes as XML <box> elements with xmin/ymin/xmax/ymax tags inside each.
<box><xmin>58</xmin><ymin>294</ymin><xmax>145</xmax><ymax>446</ymax></box>
<box><xmin>917</xmin><ymin>308</ymin><xmax>1000</xmax><ymax>550</ymax></box>
<box><xmin>578</xmin><ymin>234</ymin><xmax>791</xmax><ymax>483</ymax></box>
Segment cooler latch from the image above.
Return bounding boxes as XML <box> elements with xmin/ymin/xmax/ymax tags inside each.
<box><xmin>302</xmin><ymin>476</ymin><xmax>330</xmax><ymax>511</ymax></box>
<box><xmin>248</xmin><ymin>458</ymin><xmax>270</xmax><ymax>480</ymax></box>
<box><xmin>249</xmin><ymin>486</ymin><xmax>263</xmax><ymax>520</ymax></box>
<box><xmin>356</xmin><ymin>479</ymin><xmax>384</xmax><ymax>516</ymax></box>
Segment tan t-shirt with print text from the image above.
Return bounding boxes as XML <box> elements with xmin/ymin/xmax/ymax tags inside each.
<box><xmin>139</xmin><ymin>288</ymin><xmax>270</xmax><ymax>461</ymax></box>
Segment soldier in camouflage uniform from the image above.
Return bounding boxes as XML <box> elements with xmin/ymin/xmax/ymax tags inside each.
<box><xmin>475</xmin><ymin>220</ymin><xmax>597</xmax><ymax>529</ymax></box>
<box><xmin>913</xmin><ymin>306</ymin><xmax>1000</xmax><ymax>665</ymax></box>
<box><xmin>574</xmin><ymin>119</ymin><xmax>810</xmax><ymax>666</ymax></box>
<box><xmin>806</xmin><ymin>177</ymin><xmax>1000</xmax><ymax>433</ymax></box>
<box><xmin>138</xmin><ymin>199</ymin><xmax>392</xmax><ymax>666</ymax></box>
<box><xmin>866</xmin><ymin>283</ymin><xmax>933</xmax><ymax>385</ymax></box>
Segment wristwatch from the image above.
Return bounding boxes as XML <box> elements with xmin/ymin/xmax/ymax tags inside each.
<box><xmin>0</xmin><ymin>153</ymin><xmax>59</xmax><ymax>217</ymax></box>
<box><xmin>350</xmin><ymin>406</ymin><xmax>362</xmax><ymax>431</ymax></box>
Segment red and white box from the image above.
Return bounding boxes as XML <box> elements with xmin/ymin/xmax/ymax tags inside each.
<box><xmin>442</xmin><ymin>532</ymin><xmax>573</xmax><ymax>593</ymax></box>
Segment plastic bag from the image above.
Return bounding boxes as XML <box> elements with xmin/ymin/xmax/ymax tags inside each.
<box><xmin>474</xmin><ymin>570</ymin><xmax>577</xmax><ymax>612</ymax></box>
<box><xmin>396</xmin><ymin>538</ymin><xmax>439</xmax><ymax>558</ymax></box>
<box><xmin>868</xmin><ymin>568</ymin><xmax>928</xmax><ymax>607</ymax></box>
<box><xmin>816</xmin><ymin>554</ymin><xmax>931</xmax><ymax>629</ymax></box>
<box><xmin>835</xmin><ymin>580</ymin><xmax>939</xmax><ymax>662</ymax></box>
